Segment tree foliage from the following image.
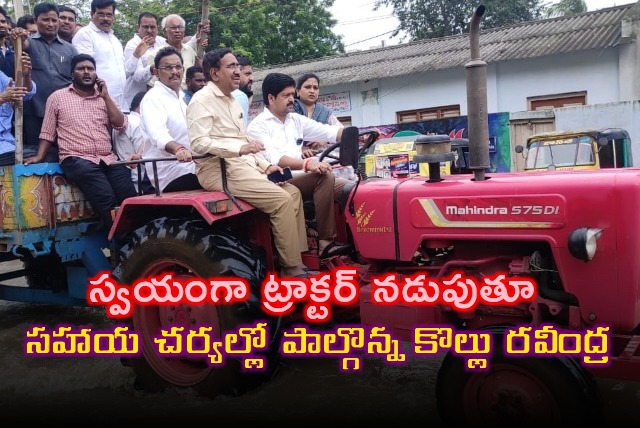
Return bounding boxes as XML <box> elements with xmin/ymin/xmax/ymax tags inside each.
<box><xmin>374</xmin><ymin>0</ymin><xmax>549</xmax><ymax>41</ymax></box>
<box><xmin>545</xmin><ymin>0</ymin><xmax>587</xmax><ymax>18</ymax></box>
<box><xmin>1</xmin><ymin>0</ymin><xmax>344</xmax><ymax>67</ymax></box>
<box><xmin>206</xmin><ymin>0</ymin><xmax>344</xmax><ymax>66</ymax></box>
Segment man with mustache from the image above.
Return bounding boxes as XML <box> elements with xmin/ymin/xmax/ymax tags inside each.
<box><xmin>246</xmin><ymin>72</ymin><xmax>351</xmax><ymax>260</ymax></box>
<box><xmin>57</xmin><ymin>5</ymin><xmax>78</xmax><ymax>43</ymax></box>
<box><xmin>147</xmin><ymin>14</ymin><xmax>207</xmax><ymax>91</ymax></box>
<box><xmin>231</xmin><ymin>55</ymin><xmax>254</xmax><ymax>126</ymax></box>
<box><xmin>139</xmin><ymin>46</ymin><xmax>200</xmax><ymax>193</ymax></box>
<box><xmin>24</xmin><ymin>54</ymin><xmax>137</xmax><ymax>232</ymax></box>
<box><xmin>123</xmin><ymin>12</ymin><xmax>164</xmax><ymax>111</ymax></box>
<box><xmin>187</xmin><ymin>48</ymin><xmax>311</xmax><ymax>278</ymax></box>
<box><xmin>72</xmin><ymin>0</ymin><xmax>127</xmax><ymax>112</ymax></box>
<box><xmin>127</xmin><ymin>13</ymin><xmax>206</xmax><ymax>99</ymax></box>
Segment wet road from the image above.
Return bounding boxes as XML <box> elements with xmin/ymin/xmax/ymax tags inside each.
<box><xmin>2</xmin><ymin>300</ymin><xmax>640</xmax><ymax>424</ymax></box>
<box><xmin>0</xmin><ymin>259</ymin><xmax>639</xmax><ymax>424</ymax></box>
<box><xmin>0</xmin><ymin>301</ymin><xmax>446</xmax><ymax>424</ymax></box>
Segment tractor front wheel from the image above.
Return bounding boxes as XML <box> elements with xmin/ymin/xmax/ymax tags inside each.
<box><xmin>436</xmin><ymin>330</ymin><xmax>603</xmax><ymax>425</ymax></box>
<box><xmin>117</xmin><ymin>217</ymin><xmax>274</xmax><ymax>398</ymax></box>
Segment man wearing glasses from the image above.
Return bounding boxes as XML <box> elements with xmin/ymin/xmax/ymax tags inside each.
<box><xmin>72</xmin><ymin>0</ymin><xmax>127</xmax><ymax>112</ymax></box>
<box><xmin>139</xmin><ymin>46</ymin><xmax>200</xmax><ymax>193</ymax></box>
<box><xmin>147</xmin><ymin>14</ymin><xmax>205</xmax><ymax>91</ymax></box>
<box><xmin>187</xmin><ymin>48</ymin><xmax>311</xmax><ymax>279</ymax></box>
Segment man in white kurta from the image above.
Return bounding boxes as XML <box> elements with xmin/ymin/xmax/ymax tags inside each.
<box><xmin>140</xmin><ymin>46</ymin><xmax>200</xmax><ymax>193</ymax></box>
<box><xmin>122</xmin><ymin>12</ymin><xmax>165</xmax><ymax>114</ymax></box>
<box><xmin>72</xmin><ymin>0</ymin><xmax>127</xmax><ymax>112</ymax></box>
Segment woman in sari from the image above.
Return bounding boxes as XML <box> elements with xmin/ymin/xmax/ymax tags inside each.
<box><xmin>293</xmin><ymin>73</ymin><xmax>344</xmax><ymax>158</ymax></box>
<box><xmin>294</xmin><ymin>73</ymin><xmax>342</xmax><ymax>127</ymax></box>
<box><xmin>293</xmin><ymin>73</ymin><xmax>353</xmax><ymax>240</ymax></box>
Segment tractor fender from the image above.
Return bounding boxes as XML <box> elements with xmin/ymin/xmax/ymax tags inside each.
<box><xmin>109</xmin><ymin>190</ymin><xmax>257</xmax><ymax>239</ymax></box>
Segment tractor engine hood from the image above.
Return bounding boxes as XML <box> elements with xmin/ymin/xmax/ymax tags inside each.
<box><xmin>346</xmin><ymin>169</ymin><xmax>640</xmax><ymax>263</ymax></box>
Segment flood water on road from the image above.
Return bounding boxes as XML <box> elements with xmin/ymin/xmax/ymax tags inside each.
<box><xmin>1</xmin><ymin>300</ymin><xmax>639</xmax><ymax>424</ymax></box>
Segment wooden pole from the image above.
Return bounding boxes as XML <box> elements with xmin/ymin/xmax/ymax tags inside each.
<box><xmin>197</xmin><ymin>0</ymin><xmax>209</xmax><ymax>59</ymax></box>
<box><xmin>13</xmin><ymin>0</ymin><xmax>24</xmax><ymax>20</ymax></box>
<box><xmin>13</xmin><ymin>1</ymin><xmax>24</xmax><ymax>164</ymax></box>
<box><xmin>13</xmin><ymin>37</ymin><xmax>23</xmax><ymax>164</ymax></box>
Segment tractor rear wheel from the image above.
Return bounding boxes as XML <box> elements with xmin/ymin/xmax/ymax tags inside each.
<box><xmin>116</xmin><ymin>217</ymin><xmax>275</xmax><ymax>398</ymax></box>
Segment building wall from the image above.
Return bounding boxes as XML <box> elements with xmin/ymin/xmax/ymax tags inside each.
<box><xmin>324</xmin><ymin>49</ymin><xmax>621</xmax><ymax>128</ymax></box>
<box><xmin>554</xmin><ymin>101</ymin><xmax>640</xmax><ymax>161</ymax></box>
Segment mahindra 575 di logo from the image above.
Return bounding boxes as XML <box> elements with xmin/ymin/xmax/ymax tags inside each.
<box><xmin>413</xmin><ymin>195</ymin><xmax>566</xmax><ymax>229</ymax></box>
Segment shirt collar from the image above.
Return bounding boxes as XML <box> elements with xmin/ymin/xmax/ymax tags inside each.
<box><xmin>261</xmin><ymin>107</ymin><xmax>291</xmax><ymax>125</ymax></box>
<box><xmin>262</xmin><ymin>107</ymin><xmax>280</xmax><ymax>122</ymax></box>
<box><xmin>88</xmin><ymin>21</ymin><xmax>114</xmax><ymax>35</ymax></box>
<box><xmin>68</xmin><ymin>83</ymin><xmax>100</xmax><ymax>98</ymax></box>
<box><xmin>155</xmin><ymin>80</ymin><xmax>183</xmax><ymax>99</ymax></box>
<box><xmin>32</xmin><ymin>33</ymin><xmax>66</xmax><ymax>44</ymax></box>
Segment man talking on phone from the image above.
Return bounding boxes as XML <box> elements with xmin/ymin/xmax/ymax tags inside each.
<box><xmin>24</xmin><ymin>53</ymin><xmax>137</xmax><ymax>232</ymax></box>
<box><xmin>246</xmin><ymin>72</ymin><xmax>351</xmax><ymax>260</ymax></box>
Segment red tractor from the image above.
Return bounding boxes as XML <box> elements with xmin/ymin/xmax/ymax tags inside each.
<box><xmin>1</xmin><ymin>5</ymin><xmax>637</xmax><ymax>425</ymax></box>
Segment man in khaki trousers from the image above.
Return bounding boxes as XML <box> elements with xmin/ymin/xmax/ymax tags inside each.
<box><xmin>186</xmin><ymin>47</ymin><xmax>309</xmax><ymax>278</ymax></box>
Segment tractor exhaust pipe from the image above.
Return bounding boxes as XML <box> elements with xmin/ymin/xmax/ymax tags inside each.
<box><xmin>466</xmin><ymin>5</ymin><xmax>490</xmax><ymax>181</ymax></box>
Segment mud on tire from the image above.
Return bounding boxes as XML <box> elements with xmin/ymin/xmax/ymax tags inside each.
<box><xmin>115</xmin><ymin>217</ymin><xmax>278</xmax><ymax>398</ymax></box>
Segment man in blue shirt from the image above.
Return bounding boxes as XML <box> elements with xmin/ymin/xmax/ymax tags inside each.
<box><xmin>183</xmin><ymin>65</ymin><xmax>204</xmax><ymax>104</ymax></box>
<box><xmin>0</xmin><ymin>53</ymin><xmax>36</xmax><ymax>166</ymax></box>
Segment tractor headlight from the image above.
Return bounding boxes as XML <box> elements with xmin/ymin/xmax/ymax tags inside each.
<box><xmin>568</xmin><ymin>227</ymin><xmax>603</xmax><ymax>262</ymax></box>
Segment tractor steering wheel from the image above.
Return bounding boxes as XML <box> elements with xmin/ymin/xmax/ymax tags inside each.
<box><xmin>318</xmin><ymin>141</ymin><xmax>342</xmax><ymax>165</ymax></box>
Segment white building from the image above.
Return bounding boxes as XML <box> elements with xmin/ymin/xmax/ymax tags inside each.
<box><xmin>252</xmin><ymin>2</ymin><xmax>640</xmax><ymax>170</ymax></box>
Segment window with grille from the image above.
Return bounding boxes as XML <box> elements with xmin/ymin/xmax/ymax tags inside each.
<box><xmin>396</xmin><ymin>105</ymin><xmax>461</xmax><ymax>123</ymax></box>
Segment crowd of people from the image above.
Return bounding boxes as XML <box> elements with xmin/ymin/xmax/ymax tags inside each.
<box><xmin>1</xmin><ymin>0</ymin><xmax>350</xmax><ymax>277</ymax></box>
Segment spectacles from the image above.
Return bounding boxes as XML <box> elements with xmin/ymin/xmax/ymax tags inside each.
<box><xmin>158</xmin><ymin>64</ymin><xmax>184</xmax><ymax>72</ymax></box>
<box><xmin>222</xmin><ymin>63</ymin><xmax>242</xmax><ymax>70</ymax></box>
<box><xmin>166</xmin><ymin>26</ymin><xmax>185</xmax><ymax>31</ymax></box>
<box><xmin>95</xmin><ymin>12</ymin><xmax>114</xmax><ymax>19</ymax></box>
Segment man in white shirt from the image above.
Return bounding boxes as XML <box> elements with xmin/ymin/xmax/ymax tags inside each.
<box><xmin>72</xmin><ymin>0</ymin><xmax>127</xmax><ymax>111</ymax></box>
<box><xmin>113</xmin><ymin>90</ymin><xmax>154</xmax><ymax>194</ymax></box>
<box><xmin>122</xmin><ymin>12</ymin><xmax>164</xmax><ymax>113</ymax></box>
<box><xmin>140</xmin><ymin>46</ymin><xmax>201</xmax><ymax>193</ymax></box>
<box><xmin>123</xmin><ymin>12</ymin><xmax>204</xmax><ymax>108</ymax></box>
<box><xmin>147</xmin><ymin>14</ymin><xmax>201</xmax><ymax>91</ymax></box>
<box><xmin>246</xmin><ymin>72</ymin><xmax>351</xmax><ymax>260</ymax></box>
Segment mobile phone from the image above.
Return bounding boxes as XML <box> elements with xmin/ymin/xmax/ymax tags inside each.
<box><xmin>267</xmin><ymin>167</ymin><xmax>293</xmax><ymax>183</ymax></box>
